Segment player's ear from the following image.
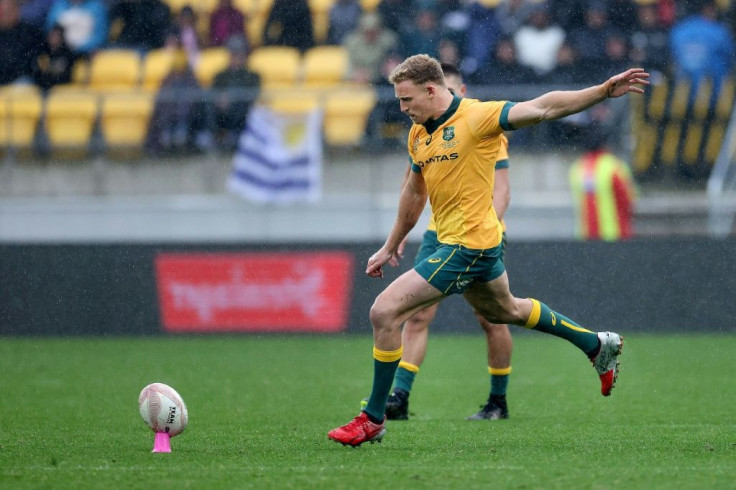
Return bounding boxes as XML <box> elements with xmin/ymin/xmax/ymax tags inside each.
<box><xmin>426</xmin><ymin>84</ymin><xmax>435</xmax><ymax>96</ymax></box>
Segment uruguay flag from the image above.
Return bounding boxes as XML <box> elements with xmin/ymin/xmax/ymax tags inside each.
<box><xmin>228</xmin><ymin>104</ymin><xmax>323</xmax><ymax>204</ymax></box>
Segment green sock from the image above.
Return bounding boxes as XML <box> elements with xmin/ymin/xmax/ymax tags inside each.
<box><xmin>490</xmin><ymin>368</ymin><xmax>510</xmax><ymax>396</ymax></box>
<box><xmin>526</xmin><ymin>299</ymin><xmax>599</xmax><ymax>356</ymax></box>
<box><xmin>364</xmin><ymin>346</ymin><xmax>402</xmax><ymax>422</ymax></box>
<box><xmin>393</xmin><ymin>361</ymin><xmax>419</xmax><ymax>393</ymax></box>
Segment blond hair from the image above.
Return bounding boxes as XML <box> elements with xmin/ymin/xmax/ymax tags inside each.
<box><xmin>388</xmin><ymin>54</ymin><xmax>445</xmax><ymax>86</ymax></box>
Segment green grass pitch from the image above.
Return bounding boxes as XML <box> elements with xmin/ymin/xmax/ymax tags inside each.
<box><xmin>1</xmin><ymin>334</ymin><xmax>734</xmax><ymax>489</ymax></box>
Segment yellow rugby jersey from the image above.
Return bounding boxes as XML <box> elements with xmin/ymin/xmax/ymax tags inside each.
<box><xmin>408</xmin><ymin>96</ymin><xmax>515</xmax><ymax>249</ymax></box>
<box><xmin>426</xmin><ymin>133</ymin><xmax>509</xmax><ymax>233</ymax></box>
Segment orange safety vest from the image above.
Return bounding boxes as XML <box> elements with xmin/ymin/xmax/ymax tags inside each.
<box><xmin>569</xmin><ymin>151</ymin><xmax>636</xmax><ymax>241</ymax></box>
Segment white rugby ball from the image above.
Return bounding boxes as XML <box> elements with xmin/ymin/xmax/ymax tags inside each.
<box><xmin>138</xmin><ymin>383</ymin><xmax>188</xmax><ymax>437</ymax></box>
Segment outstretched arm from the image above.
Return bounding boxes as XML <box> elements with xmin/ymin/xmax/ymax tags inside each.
<box><xmin>508</xmin><ymin>68</ymin><xmax>649</xmax><ymax>129</ymax></box>
<box><xmin>367</xmin><ymin>169</ymin><xmax>427</xmax><ymax>277</ymax></box>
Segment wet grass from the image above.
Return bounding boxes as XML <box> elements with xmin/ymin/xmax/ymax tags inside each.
<box><xmin>1</xmin><ymin>334</ymin><xmax>734</xmax><ymax>489</ymax></box>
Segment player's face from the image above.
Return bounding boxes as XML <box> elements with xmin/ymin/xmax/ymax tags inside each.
<box><xmin>444</xmin><ymin>74</ymin><xmax>466</xmax><ymax>97</ymax></box>
<box><xmin>394</xmin><ymin>80</ymin><xmax>434</xmax><ymax>124</ymax></box>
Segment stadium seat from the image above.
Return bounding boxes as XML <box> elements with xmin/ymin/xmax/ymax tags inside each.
<box><xmin>163</xmin><ymin>0</ymin><xmax>190</xmax><ymax>13</ymax></box>
<box><xmin>669</xmin><ymin>79</ymin><xmax>691</xmax><ymax>120</ymax></box>
<box><xmin>632</xmin><ymin>123</ymin><xmax>658</xmax><ymax>174</ymax></box>
<box><xmin>0</xmin><ymin>85</ymin><xmax>43</xmax><ymax>150</ymax></box>
<box><xmin>659</xmin><ymin>122</ymin><xmax>681</xmax><ymax>166</ymax></box>
<box><xmin>89</xmin><ymin>49</ymin><xmax>142</xmax><ymax>92</ymax></box>
<box><xmin>100</xmin><ymin>91</ymin><xmax>154</xmax><ymax>151</ymax></box>
<box><xmin>323</xmin><ymin>88</ymin><xmax>376</xmax><ymax>146</ymax></box>
<box><xmin>71</xmin><ymin>58</ymin><xmax>90</xmax><ymax>85</ymax></box>
<box><xmin>360</xmin><ymin>0</ymin><xmax>381</xmax><ymax>12</ymax></box>
<box><xmin>302</xmin><ymin>46</ymin><xmax>348</xmax><ymax>88</ymax></box>
<box><xmin>247</xmin><ymin>46</ymin><xmax>301</xmax><ymax>89</ymax></box>
<box><xmin>44</xmin><ymin>91</ymin><xmax>99</xmax><ymax>152</ymax></box>
<box><xmin>646</xmin><ymin>81</ymin><xmax>669</xmax><ymax>121</ymax></box>
<box><xmin>309</xmin><ymin>0</ymin><xmax>335</xmax><ymax>44</ymax></box>
<box><xmin>265</xmin><ymin>89</ymin><xmax>321</xmax><ymax>114</ymax></box>
<box><xmin>682</xmin><ymin>123</ymin><xmax>704</xmax><ymax>165</ymax></box>
<box><xmin>235</xmin><ymin>0</ymin><xmax>274</xmax><ymax>47</ymax></box>
<box><xmin>691</xmin><ymin>79</ymin><xmax>713</xmax><ymax>121</ymax></box>
<box><xmin>705</xmin><ymin>123</ymin><xmax>726</xmax><ymax>163</ymax></box>
<box><xmin>194</xmin><ymin>48</ymin><xmax>231</xmax><ymax>88</ymax></box>
<box><xmin>142</xmin><ymin>48</ymin><xmax>176</xmax><ymax>91</ymax></box>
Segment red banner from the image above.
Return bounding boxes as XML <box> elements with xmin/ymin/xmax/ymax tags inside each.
<box><xmin>155</xmin><ymin>252</ymin><xmax>354</xmax><ymax>332</ymax></box>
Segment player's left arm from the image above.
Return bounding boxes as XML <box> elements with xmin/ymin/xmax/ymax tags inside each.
<box><xmin>507</xmin><ymin>68</ymin><xmax>649</xmax><ymax>129</ymax></box>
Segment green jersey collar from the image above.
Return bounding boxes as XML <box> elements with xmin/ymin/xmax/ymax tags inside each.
<box><xmin>422</xmin><ymin>95</ymin><xmax>461</xmax><ymax>134</ymax></box>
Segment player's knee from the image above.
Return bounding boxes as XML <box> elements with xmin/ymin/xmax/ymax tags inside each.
<box><xmin>369</xmin><ymin>297</ymin><xmax>398</xmax><ymax>331</ymax></box>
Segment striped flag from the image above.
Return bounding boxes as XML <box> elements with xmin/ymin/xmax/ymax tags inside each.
<box><xmin>228</xmin><ymin>104</ymin><xmax>323</xmax><ymax>204</ymax></box>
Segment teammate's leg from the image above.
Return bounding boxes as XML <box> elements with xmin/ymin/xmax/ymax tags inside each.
<box><xmin>381</xmin><ymin>303</ymin><xmax>439</xmax><ymax>419</ymax></box>
<box><xmin>463</xmin><ymin>271</ymin><xmax>622</xmax><ymax>396</ymax></box>
<box><xmin>467</xmin><ymin>313</ymin><xmax>512</xmax><ymax>420</ymax></box>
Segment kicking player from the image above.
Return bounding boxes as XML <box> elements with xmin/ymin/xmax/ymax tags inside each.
<box><xmin>329</xmin><ymin>54</ymin><xmax>648</xmax><ymax>447</ymax></box>
<box><xmin>376</xmin><ymin>63</ymin><xmax>514</xmax><ymax>421</ymax></box>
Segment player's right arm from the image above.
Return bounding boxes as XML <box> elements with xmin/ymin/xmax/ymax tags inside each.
<box><xmin>507</xmin><ymin>68</ymin><xmax>649</xmax><ymax>129</ymax></box>
<box><xmin>367</xmin><ymin>167</ymin><xmax>427</xmax><ymax>277</ymax></box>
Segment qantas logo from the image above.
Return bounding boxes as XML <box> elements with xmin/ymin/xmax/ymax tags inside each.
<box><xmin>414</xmin><ymin>153</ymin><xmax>459</xmax><ymax>167</ymax></box>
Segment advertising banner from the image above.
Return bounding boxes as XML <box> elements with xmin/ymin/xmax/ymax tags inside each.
<box><xmin>155</xmin><ymin>251</ymin><xmax>353</xmax><ymax>333</ymax></box>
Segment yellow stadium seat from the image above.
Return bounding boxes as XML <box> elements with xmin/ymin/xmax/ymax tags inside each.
<box><xmin>682</xmin><ymin>123</ymin><xmax>704</xmax><ymax>165</ymax></box>
<box><xmin>659</xmin><ymin>122</ymin><xmax>682</xmax><ymax>166</ymax></box>
<box><xmin>669</xmin><ymin>79</ymin><xmax>691</xmax><ymax>120</ymax></box>
<box><xmin>715</xmin><ymin>78</ymin><xmax>735</xmax><ymax>121</ymax></box>
<box><xmin>646</xmin><ymin>80</ymin><xmax>668</xmax><ymax>121</ymax></box>
<box><xmin>234</xmin><ymin>0</ymin><xmax>274</xmax><ymax>15</ymax></box>
<box><xmin>71</xmin><ymin>58</ymin><xmax>90</xmax><ymax>85</ymax></box>
<box><xmin>89</xmin><ymin>49</ymin><xmax>142</xmax><ymax>91</ymax></box>
<box><xmin>692</xmin><ymin>79</ymin><xmax>712</xmax><ymax>120</ymax></box>
<box><xmin>234</xmin><ymin>0</ymin><xmax>274</xmax><ymax>46</ymax></box>
<box><xmin>309</xmin><ymin>0</ymin><xmax>336</xmax><ymax>44</ymax></box>
<box><xmin>163</xmin><ymin>0</ymin><xmax>190</xmax><ymax>13</ymax></box>
<box><xmin>100</xmin><ymin>91</ymin><xmax>154</xmax><ymax>150</ymax></box>
<box><xmin>303</xmin><ymin>45</ymin><xmax>348</xmax><ymax>88</ymax></box>
<box><xmin>142</xmin><ymin>48</ymin><xmax>176</xmax><ymax>91</ymax></box>
<box><xmin>361</xmin><ymin>0</ymin><xmax>381</xmax><ymax>11</ymax></box>
<box><xmin>45</xmin><ymin>91</ymin><xmax>99</xmax><ymax>151</ymax></box>
<box><xmin>0</xmin><ymin>86</ymin><xmax>43</xmax><ymax>149</ymax></box>
<box><xmin>247</xmin><ymin>46</ymin><xmax>301</xmax><ymax>88</ymax></box>
<box><xmin>195</xmin><ymin>48</ymin><xmax>231</xmax><ymax>87</ymax></box>
<box><xmin>632</xmin><ymin>123</ymin><xmax>658</xmax><ymax>174</ymax></box>
<box><xmin>323</xmin><ymin>88</ymin><xmax>376</xmax><ymax>146</ymax></box>
<box><xmin>264</xmin><ymin>89</ymin><xmax>321</xmax><ymax>114</ymax></box>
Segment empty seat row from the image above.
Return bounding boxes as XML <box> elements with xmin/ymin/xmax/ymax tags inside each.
<box><xmin>0</xmin><ymin>84</ymin><xmax>377</xmax><ymax>152</ymax></box>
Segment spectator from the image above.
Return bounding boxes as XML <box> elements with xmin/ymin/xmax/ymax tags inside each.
<box><xmin>473</xmin><ymin>36</ymin><xmax>538</xmax><ymax>85</ymax></box>
<box><xmin>0</xmin><ymin>0</ymin><xmax>43</xmax><ymax>85</ymax></box>
<box><xmin>210</xmin><ymin>35</ymin><xmax>261</xmax><ymax>150</ymax></box>
<box><xmin>327</xmin><ymin>0</ymin><xmax>362</xmax><ymax>45</ymax></box>
<box><xmin>173</xmin><ymin>6</ymin><xmax>201</xmax><ymax>69</ymax></box>
<box><xmin>437</xmin><ymin>37</ymin><xmax>460</xmax><ymax>67</ymax></box>
<box><xmin>146</xmin><ymin>49</ymin><xmax>203</xmax><ymax>154</ymax></box>
<box><xmin>209</xmin><ymin>0</ymin><xmax>245</xmax><ymax>47</ymax></box>
<box><xmin>263</xmin><ymin>0</ymin><xmax>313</xmax><ymax>52</ymax></box>
<box><xmin>496</xmin><ymin>0</ymin><xmax>535</xmax><ymax>37</ymax></box>
<box><xmin>548</xmin><ymin>0</ymin><xmax>586</xmax><ymax>31</ymax></box>
<box><xmin>376</xmin><ymin>0</ymin><xmax>414</xmax><ymax>35</ymax></box>
<box><xmin>567</xmin><ymin>1</ymin><xmax>617</xmax><ymax>75</ymax></box>
<box><xmin>670</xmin><ymin>0</ymin><xmax>734</xmax><ymax>97</ymax></box>
<box><xmin>400</xmin><ymin>9</ymin><xmax>439</xmax><ymax>58</ymax></box>
<box><xmin>343</xmin><ymin>13</ymin><xmax>398</xmax><ymax>84</ymax></box>
<box><xmin>365</xmin><ymin>51</ymin><xmax>409</xmax><ymax>147</ymax></box>
<box><xmin>462</xmin><ymin>1</ymin><xmax>501</xmax><ymax>78</ymax></box>
<box><xmin>514</xmin><ymin>3</ymin><xmax>565</xmax><ymax>77</ymax></box>
<box><xmin>607</xmin><ymin>0</ymin><xmax>637</xmax><ymax>35</ymax></box>
<box><xmin>569</xmin><ymin>125</ymin><xmax>637</xmax><ymax>241</ymax></box>
<box><xmin>543</xmin><ymin>42</ymin><xmax>591</xmax><ymax>85</ymax></box>
<box><xmin>629</xmin><ymin>2</ymin><xmax>670</xmax><ymax>76</ymax></box>
<box><xmin>32</xmin><ymin>23</ymin><xmax>74</xmax><ymax>90</ymax></box>
<box><xmin>19</xmin><ymin>0</ymin><xmax>54</xmax><ymax>27</ymax></box>
<box><xmin>108</xmin><ymin>0</ymin><xmax>170</xmax><ymax>52</ymax></box>
<box><xmin>45</xmin><ymin>0</ymin><xmax>107</xmax><ymax>55</ymax></box>
<box><xmin>435</xmin><ymin>0</ymin><xmax>469</xmax><ymax>49</ymax></box>
<box><xmin>604</xmin><ymin>33</ymin><xmax>629</xmax><ymax>77</ymax></box>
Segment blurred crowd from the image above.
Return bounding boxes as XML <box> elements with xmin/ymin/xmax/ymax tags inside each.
<box><xmin>2</xmin><ymin>0</ymin><xmax>735</xmax><ymax>89</ymax></box>
<box><xmin>1</xmin><ymin>0</ymin><xmax>735</xmax><ymax>154</ymax></box>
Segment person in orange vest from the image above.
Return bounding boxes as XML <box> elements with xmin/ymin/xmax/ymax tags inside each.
<box><xmin>569</xmin><ymin>125</ymin><xmax>637</xmax><ymax>240</ymax></box>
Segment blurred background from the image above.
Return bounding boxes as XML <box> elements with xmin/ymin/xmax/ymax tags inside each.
<box><xmin>2</xmin><ymin>0</ymin><xmax>736</xmax><ymax>336</ymax></box>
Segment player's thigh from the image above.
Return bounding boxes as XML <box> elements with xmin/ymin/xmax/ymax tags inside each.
<box><xmin>371</xmin><ymin>268</ymin><xmax>445</xmax><ymax>327</ymax></box>
<box><xmin>462</xmin><ymin>271</ymin><xmax>520</xmax><ymax>324</ymax></box>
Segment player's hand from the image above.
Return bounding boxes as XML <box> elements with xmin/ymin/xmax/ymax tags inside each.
<box><xmin>604</xmin><ymin>68</ymin><xmax>650</xmax><ymax>98</ymax></box>
<box><xmin>366</xmin><ymin>248</ymin><xmax>393</xmax><ymax>278</ymax></box>
<box><xmin>388</xmin><ymin>236</ymin><xmax>408</xmax><ymax>267</ymax></box>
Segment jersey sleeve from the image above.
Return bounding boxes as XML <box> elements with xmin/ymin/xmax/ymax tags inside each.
<box><xmin>495</xmin><ymin>134</ymin><xmax>510</xmax><ymax>169</ymax></box>
<box><xmin>466</xmin><ymin>100</ymin><xmax>516</xmax><ymax>139</ymax></box>
<box><xmin>407</xmin><ymin>126</ymin><xmax>422</xmax><ymax>173</ymax></box>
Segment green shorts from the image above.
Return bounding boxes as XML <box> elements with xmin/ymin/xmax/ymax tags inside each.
<box><xmin>413</xmin><ymin>230</ymin><xmax>507</xmax><ymax>295</ymax></box>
